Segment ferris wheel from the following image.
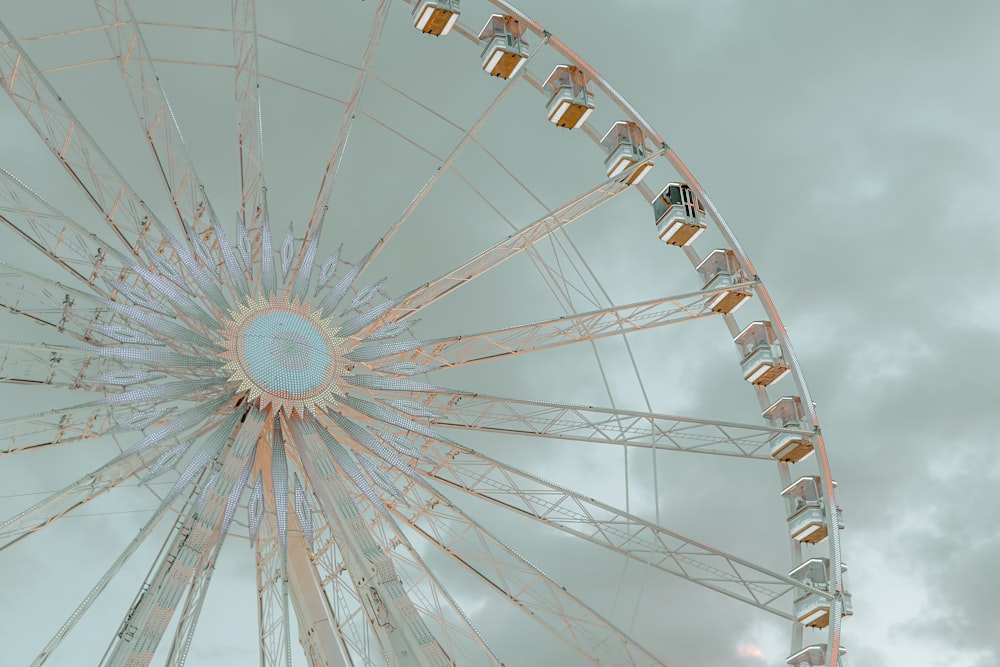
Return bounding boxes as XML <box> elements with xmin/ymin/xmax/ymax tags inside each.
<box><xmin>0</xmin><ymin>1</ymin><xmax>850</xmax><ymax>666</ymax></box>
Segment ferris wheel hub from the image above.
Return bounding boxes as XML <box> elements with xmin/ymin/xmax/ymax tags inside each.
<box><xmin>219</xmin><ymin>293</ymin><xmax>350</xmax><ymax>415</ymax></box>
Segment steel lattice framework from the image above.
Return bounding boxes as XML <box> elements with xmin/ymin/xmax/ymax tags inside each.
<box><xmin>0</xmin><ymin>1</ymin><xmax>847</xmax><ymax>666</ymax></box>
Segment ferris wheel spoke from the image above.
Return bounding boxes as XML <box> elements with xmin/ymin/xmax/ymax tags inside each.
<box><xmin>0</xmin><ymin>270</ymin><xmax>126</xmax><ymax>345</ymax></box>
<box><xmin>232</xmin><ymin>0</ymin><xmax>267</xmax><ymax>260</ymax></box>
<box><xmin>89</xmin><ymin>342</ymin><xmax>220</xmax><ymax>373</ymax></box>
<box><xmin>0</xmin><ymin>401</ymin><xmax>234</xmax><ymax>553</ymax></box>
<box><xmin>0</xmin><ymin>339</ymin><xmax>129</xmax><ymax>390</ymax></box>
<box><xmin>208</xmin><ymin>214</ymin><xmax>253</xmax><ymax>301</ymax></box>
<box><xmin>0</xmin><ymin>184</ymin><xmax>218</xmax><ymax>340</ymax></box>
<box><xmin>285</xmin><ymin>453</ymin><xmax>394</xmax><ymax>667</ymax></box>
<box><xmin>0</xmin><ymin>402</ymin><xmax>157</xmax><ymax>457</ymax></box>
<box><xmin>300</xmin><ymin>440</ymin><xmax>501</xmax><ymax>666</ymax></box>
<box><xmin>356</xmin><ymin>35</ymin><xmax>547</xmax><ymax>281</ymax></box>
<box><xmin>376</xmin><ymin>390</ymin><xmax>791</xmax><ymax>459</ymax></box>
<box><xmin>378</xmin><ymin>165</ymin><xmax>651</xmax><ymax>327</ymax></box>
<box><xmin>101</xmin><ymin>408</ymin><xmax>263</xmax><ymax>666</ymax></box>
<box><xmin>31</xmin><ymin>481</ymin><xmax>197</xmax><ymax>667</ymax></box>
<box><xmin>350</xmin><ymin>491</ymin><xmax>504</xmax><ymax>666</ymax></box>
<box><xmin>99</xmin><ymin>495</ymin><xmax>224</xmax><ymax>667</ymax></box>
<box><xmin>0</xmin><ymin>429</ymin><xmax>196</xmax><ymax>552</ymax></box>
<box><xmin>298</xmin><ymin>0</ymin><xmax>392</xmax><ymax>271</ymax></box>
<box><xmin>163</xmin><ymin>453</ymin><xmax>257</xmax><ymax>667</ymax></box>
<box><xmin>385</xmin><ymin>476</ymin><xmax>665</xmax><ymax>667</ymax></box>
<box><xmin>0</xmin><ymin>167</ymin><xmax>131</xmax><ymax>289</ymax></box>
<box><xmin>95</xmin><ymin>0</ymin><xmax>227</xmax><ymax>275</ymax></box>
<box><xmin>111</xmin><ymin>394</ymin><xmax>235</xmax><ymax>466</ymax></box>
<box><xmin>102</xmin><ymin>377</ymin><xmax>230</xmax><ymax>409</ymax></box>
<box><xmin>359</xmin><ymin>284</ymin><xmax>747</xmax><ymax>370</ymax></box>
<box><xmin>0</xmin><ymin>269</ymin><xmax>217</xmax><ymax>360</ymax></box>
<box><xmin>348</xmin><ymin>76</ymin><xmax>611</xmax><ymax>319</ymax></box>
<box><xmin>298</xmin><ymin>440</ymin><xmax>498</xmax><ymax>667</ymax></box>
<box><xmin>295</xmin><ymin>511</ymin><xmax>382</xmax><ymax>666</ymax></box>
<box><xmin>160</xmin><ymin>539</ymin><xmax>229</xmax><ymax>667</ymax></box>
<box><xmin>255</xmin><ymin>512</ymin><xmax>294</xmax><ymax>667</ymax></box>
<box><xmin>0</xmin><ymin>170</ymin><xmax>222</xmax><ymax>339</ymax></box>
<box><xmin>0</xmin><ymin>21</ymin><xmax>187</xmax><ymax>266</ymax></box>
<box><xmin>291</xmin><ymin>416</ymin><xmax>454</xmax><ymax>667</ymax></box>
<box><xmin>255</xmin><ymin>419</ymin><xmax>294</xmax><ymax>667</ymax></box>
<box><xmin>0</xmin><ymin>255</ymin><xmax>223</xmax><ymax>357</ymax></box>
<box><xmin>411</xmin><ymin>439</ymin><xmax>826</xmax><ymax>618</ymax></box>
<box><xmin>385</xmin><ymin>547</ymin><xmax>503</xmax><ymax>665</ymax></box>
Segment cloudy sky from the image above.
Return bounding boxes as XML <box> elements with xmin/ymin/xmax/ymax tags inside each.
<box><xmin>0</xmin><ymin>1</ymin><xmax>997</xmax><ymax>666</ymax></box>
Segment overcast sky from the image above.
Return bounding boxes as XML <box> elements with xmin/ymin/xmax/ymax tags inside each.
<box><xmin>0</xmin><ymin>2</ymin><xmax>997</xmax><ymax>667</ymax></box>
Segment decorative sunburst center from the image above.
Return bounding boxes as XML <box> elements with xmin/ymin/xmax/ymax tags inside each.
<box><xmin>220</xmin><ymin>294</ymin><xmax>349</xmax><ymax>415</ymax></box>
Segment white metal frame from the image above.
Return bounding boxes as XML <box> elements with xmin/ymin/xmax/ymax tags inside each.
<box><xmin>0</xmin><ymin>1</ymin><xmax>846</xmax><ymax>665</ymax></box>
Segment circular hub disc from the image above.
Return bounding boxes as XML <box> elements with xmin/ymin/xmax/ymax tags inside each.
<box><xmin>220</xmin><ymin>294</ymin><xmax>349</xmax><ymax>414</ymax></box>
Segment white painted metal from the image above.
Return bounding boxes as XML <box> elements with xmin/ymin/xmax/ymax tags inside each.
<box><xmin>356</xmin><ymin>283</ymin><xmax>747</xmax><ymax>371</ymax></box>
<box><xmin>232</xmin><ymin>0</ymin><xmax>267</xmax><ymax>263</ymax></box>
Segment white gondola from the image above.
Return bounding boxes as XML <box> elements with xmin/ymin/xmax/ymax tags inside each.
<box><xmin>478</xmin><ymin>14</ymin><xmax>528</xmax><ymax>79</ymax></box>
<box><xmin>601</xmin><ymin>121</ymin><xmax>653</xmax><ymax>184</ymax></box>
<box><xmin>696</xmin><ymin>249</ymin><xmax>752</xmax><ymax>314</ymax></box>
<box><xmin>763</xmin><ymin>395</ymin><xmax>814</xmax><ymax>462</ymax></box>
<box><xmin>781</xmin><ymin>476</ymin><xmax>829</xmax><ymax>544</ymax></box>
<box><xmin>413</xmin><ymin>0</ymin><xmax>460</xmax><ymax>36</ymax></box>
<box><xmin>652</xmin><ymin>182</ymin><xmax>706</xmax><ymax>246</ymax></box>
<box><xmin>786</xmin><ymin>644</ymin><xmax>847</xmax><ymax>667</ymax></box>
<box><xmin>544</xmin><ymin>65</ymin><xmax>595</xmax><ymax>129</ymax></box>
<box><xmin>734</xmin><ymin>321</ymin><xmax>789</xmax><ymax>386</ymax></box>
<box><xmin>789</xmin><ymin>558</ymin><xmax>853</xmax><ymax>629</ymax></box>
